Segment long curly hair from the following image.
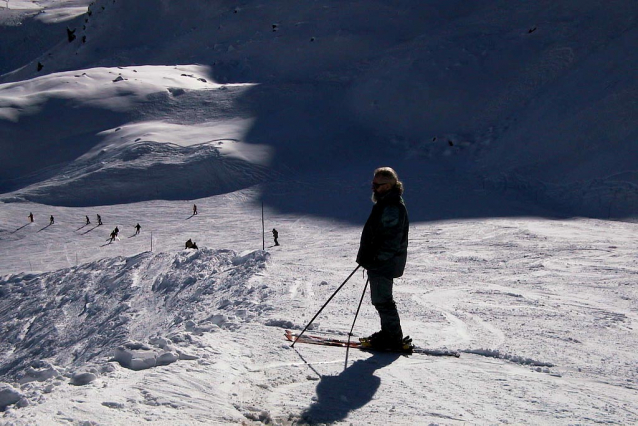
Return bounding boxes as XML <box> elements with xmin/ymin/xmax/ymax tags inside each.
<box><xmin>374</xmin><ymin>167</ymin><xmax>403</xmax><ymax>195</ymax></box>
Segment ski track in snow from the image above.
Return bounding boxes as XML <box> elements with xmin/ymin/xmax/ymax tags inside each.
<box><xmin>1</xmin><ymin>192</ymin><xmax>637</xmax><ymax>425</ymax></box>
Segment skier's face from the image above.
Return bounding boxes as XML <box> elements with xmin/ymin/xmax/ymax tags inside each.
<box><xmin>371</xmin><ymin>176</ymin><xmax>393</xmax><ymax>202</ymax></box>
<box><xmin>371</xmin><ymin>177</ymin><xmax>392</xmax><ymax>196</ymax></box>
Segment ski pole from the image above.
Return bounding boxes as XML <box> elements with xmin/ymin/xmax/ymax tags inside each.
<box><xmin>347</xmin><ymin>277</ymin><xmax>369</xmax><ymax>341</ymax></box>
<box><xmin>292</xmin><ymin>264</ymin><xmax>361</xmax><ymax>347</ymax></box>
<box><xmin>345</xmin><ymin>276</ymin><xmax>369</xmax><ymax>368</ymax></box>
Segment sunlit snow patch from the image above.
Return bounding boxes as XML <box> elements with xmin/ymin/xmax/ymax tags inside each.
<box><xmin>0</xmin><ymin>65</ymin><xmax>268</xmax><ymax>205</ymax></box>
<box><xmin>0</xmin><ymin>248</ymin><xmax>271</xmax><ymax>385</ymax></box>
<box><xmin>2</xmin><ymin>0</ymin><xmax>90</xmax><ymax>21</ymax></box>
<box><xmin>0</xmin><ymin>65</ymin><xmax>251</xmax><ymax>121</ymax></box>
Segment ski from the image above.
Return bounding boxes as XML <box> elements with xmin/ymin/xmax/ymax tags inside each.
<box><xmin>285</xmin><ymin>329</ymin><xmax>361</xmax><ymax>348</ymax></box>
<box><xmin>284</xmin><ymin>330</ymin><xmax>460</xmax><ymax>357</ymax></box>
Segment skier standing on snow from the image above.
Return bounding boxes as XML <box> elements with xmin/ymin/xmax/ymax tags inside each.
<box><xmin>134</xmin><ymin>223</ymin><xmax>141</xmax><ymax>235</ymax></box>
<box><xmin>193</xmin><ymin>204</ymin><xmax>198</xmax><ymax>215</ymax></box>
<box><xmin>97</xmin><ymin>214</ymin><xmax>102</xmax><ymax>225</ymax></box>
<box><xmin>356</xmin><ymin>167</ymin><xmax>409</xmax><ymax>350</ymax></box>
<box><xmin>272</xmin><ymin>228</ymin><xmax>279</xmax><ymax>246</ymax></box>
<box><xmin>28</xmin><ymin>212</ymin><xmax>34</xmax><ymax>223</ymax></box>
<box><xmin>85</xmin><ymin>215</ymin><xmax>90</xmax><ymax>225</ymax></box>
<box><xmin>49</xmin><ymin>215</ymin><xmax>54</xmax><ymax>225</ymax></box>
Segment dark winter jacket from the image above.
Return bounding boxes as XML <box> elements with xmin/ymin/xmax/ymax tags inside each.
<box><xmin>356</xmin><ymin>188</ymin><xmax>409</xmax><ymax>278</ymax></box>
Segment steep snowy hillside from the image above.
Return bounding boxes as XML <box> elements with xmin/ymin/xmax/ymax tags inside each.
<box><xmin>0</xmin><ymin>0</ymin><xmax>91</xmax><ymax>76</ymax></box>
<box><xmin>1</xmin><ymin>0</ymin><xmax>637</xmax><ymax>217</ymax></box>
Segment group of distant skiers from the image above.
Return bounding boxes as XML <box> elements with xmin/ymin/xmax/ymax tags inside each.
<box><xmin>26</xmin><ymin>212</ymin><xmax>141</xmax><ymax>244</ymax></box>
<box><xmin>28</xmin><ymin>212</ymin><xmax>57</xmax><ymax>226</ymax></box>
<box><xmin>25</xmin><ymin>204</ymin><xmax>283</xmax><ymax>251</ymax></box>
<box><xmin>84</xmin><ymin>214</ymin><xmax>103</xmax><ymax>226</ymax></box>
<box><xmin>29</xmin><ymin>212</ymin><xmax>105</xmax><ymax>227</ymax></box>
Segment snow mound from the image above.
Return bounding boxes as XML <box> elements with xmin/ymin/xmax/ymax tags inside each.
<box><xmin>5</xmin><ymin>139</ymin><xmax>271</xmax><ymax>206</ymax></box>
<box><xmin>0</xmin><ymin>65</ymin><xmax>270</xmax><ymax>205</ymax></box>
<box><xmin>0</xmin><ymin>384</ymin><xmax>24</xmax><ymax>411</ymax></box>
<box><xmin>0</xmin><ymin>248</ymin><xmax>272</xmax><ymax>382</ymax></box>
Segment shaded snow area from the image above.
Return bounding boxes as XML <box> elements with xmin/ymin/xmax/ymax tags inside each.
<box><xmin>1</xmin><ymin>0</ymin><xmax>638</xmax><ymax>218</ymax></box>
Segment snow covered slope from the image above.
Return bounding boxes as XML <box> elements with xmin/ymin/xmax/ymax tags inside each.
<box><xmin>0</xmin><ymin>194</ymin><xmax>636</xmax><ymax>424</ymax></box>
<box><xmin>1</xmin><ymin>0</ymin><xmax>637</xmax><ymax>217</ymax></box>
<box><xmin>1</xmin><ymin>1</ymin><xmax>638</xmax><ymax>424</ymax></box>
<box><xmin>0</xmin><ymin>64</ymin><xmax>270</xmax><ymax>205</ymax></box>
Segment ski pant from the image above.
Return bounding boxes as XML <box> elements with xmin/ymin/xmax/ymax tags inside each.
<box><xmin>368</xmin><ymin>271</ymin><xmax>403</xmax><ymax>339</ymax></box>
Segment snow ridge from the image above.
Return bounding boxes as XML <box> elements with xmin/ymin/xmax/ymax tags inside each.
<box><xmin>0</xmin><ymin>248</ymin><xmax>271</xmax><ymax>382</ymax></box>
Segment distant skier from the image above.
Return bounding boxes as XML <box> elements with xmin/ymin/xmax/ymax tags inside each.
<box><xmin>85</xmin><ymin>215</ymin><xmax>90</xmax><ymax>225</ymax></box>
<box><xmin>185</xmin><ymin>239</ymin><xmax>198</xmax><ymax>250</ymax></box>
<box><xmin>357</xmin><ymin>167</ymin><xmax>409</xmax><ymax>351</ymax></box>
<box><xmin>97</xmin><ymin>214</ymin><xmax>102</xmax><ymax>225</ymax></box>
<box><xmin>134</xmin><ymin>223</ymin><xmax>141</xmax><ymax>235</ymax></box>
<box><xmin>109</xmin><ymin>230</ymin><xmax>117</xmax><ymax>243</ymax></box>
<box><xmin>193</xmin><ymin>204</ymin><xmax>198</xmax><ymax>215</ymax></box>
<box><xmin>272</xmin><ymin>228</ymin><xmax>279</xmax><ymax>246</ymax></box>
<box><xmin>28</xmin><ymin>212</ymin><xmax>34</xmax><ymax>223</ymax></box>
<box><xmin>114</xmin><ymin>226</ymin><xmax>119</xmax><ymax>237</ymax></box>
<box><xmin>49</xmin><ymin>215</ymin><xmax>54</xmax><ymax>225</ymax></box>
<box><xmin>66</xmin><ymin>27</ymin><xmax>76</xmax><ymax>43</ymax></box>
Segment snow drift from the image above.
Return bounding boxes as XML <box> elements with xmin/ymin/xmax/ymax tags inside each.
<box><xmin>0</xmin><ymin>248</ymin><xmax>270</xmax><ymax>384</ymax></box>
<box><xmin>0</xmin><ymin>65</ymin><xmax>271</xmax><ymax>205</ymax></box>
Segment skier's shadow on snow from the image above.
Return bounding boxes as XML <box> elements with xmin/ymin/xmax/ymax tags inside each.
<box><xmin>100</xmin><ymin>238</ymin><xmax>119</xmax><ymax>247</ymax></box>
<box><xmin>37</xmin><ymin>223</ymin><xmax>53</xmax><ymax>232</ymax></box>
<box><xmin>300</xmin><ymin>351</ymin><xmax>401</xmax><ymax>424</ymax></box>
<box><xmin>82</xmin><ymin>225</ymin><xmax>100</xmax><ymax>235</ymax></box>
<box><xmin>11</xmin><ymin>223</ymin><xmax>30</xmax><ymax>234</ymax></box>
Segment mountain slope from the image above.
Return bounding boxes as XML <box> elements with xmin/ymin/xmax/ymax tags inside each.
<box><xmin>1</xmin><ymin>0</ymin><xmax>637</xmax><ymax>217</ymax></box>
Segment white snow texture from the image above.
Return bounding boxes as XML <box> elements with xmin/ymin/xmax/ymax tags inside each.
<box><xmin>0</xmin><ymin>0</ymin><xmax>637</xmax><ymax>425</ymax></box>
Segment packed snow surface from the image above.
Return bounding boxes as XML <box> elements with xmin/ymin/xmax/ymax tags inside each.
<box><xmin>1</xmin><ymin>193</ymin><xmax>637</xmax><ymax>425</ymax></box>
